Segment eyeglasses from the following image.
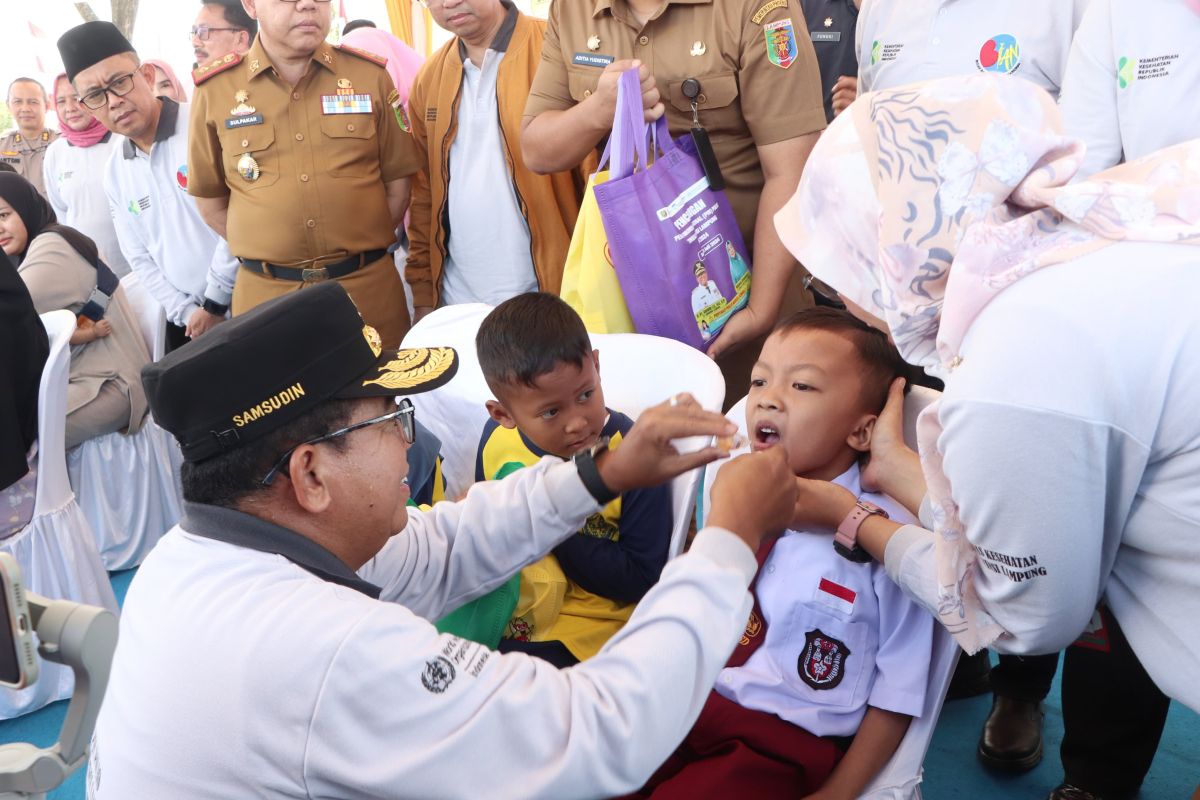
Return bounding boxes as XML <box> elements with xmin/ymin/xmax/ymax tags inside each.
<box><xmin>190</xmin><ymin>25</ymin><xmax>244</xmax><ymax>41</ymax></box>
<box><xmin>261</xmin><ymin>399</ymin><xmax>416</xmax><ymax>486</ymax></box>
<box><xmin>803</xmin><ymin>274</ymin><xmax>847</xmax><ymax>310</ymax></box>
<box><xmin>79</xmin><ymin>72</ymin><xmax>137</xmax><ymax>110</ymax></box>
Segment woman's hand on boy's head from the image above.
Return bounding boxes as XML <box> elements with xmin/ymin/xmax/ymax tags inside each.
<box><xmin>707</xmin><ymin>447</ymin><xmax>797</xmax><ymax>552</ymax></box>
<box><xmin>595</xmin><ymin>393</ymin><xmax>736</xmax><ymax>494</ymax></box>
<box><xmin>860</xmin><ymin>377</ymin><xmax>924</xmax><ymax>514</ymax></box>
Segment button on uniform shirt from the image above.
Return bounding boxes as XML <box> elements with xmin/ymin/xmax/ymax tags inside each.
<box><xmin>1059</xmin><ymin>0</ymin><xmax>1200</xmax><ymax>178</ymax></box>
<box><xmin>713</xmin><ymin>464</ymin><xmax>933</xmax><ymax>737</ymax></box>
<box><xmin>42</xmin><ymin>133</ymin><xmax>132</xmax><ymax>277</ymax></box>
<box><xmin>856</xmin><ymin>0</ymin><xmax>1091</xmax><ymax>98</ymax></box>
<box><xmin>0</xmin><ymin>129</ymin><xmax>59</xmax><ymax>197</ymax></box>
<box><xmin>105</xmin><ymin>100</ymin><xmax>237</xmax><ymax>327</ymax></box>
<box><xmin>525</xmin><ymin>0</ymin><xmax>827</xmax><ymax>249</ymax></box>
<box><xmin>800</xmin><ymin>0</ymin><xmax>859</xmax><ymax>122</ymax></box>
<box><xmin>441</xmin><ymin>32</ymin><xmax>538</xmax><ymax>306</ymax></box>
<box><xmin>188</xmin><ymin>40</ymin><xmax>421</xmax><ymax>346</ymax></box>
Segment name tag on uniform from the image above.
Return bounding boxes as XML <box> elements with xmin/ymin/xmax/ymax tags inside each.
<box><xmin>225</xmin><ymin>113</ymin><xmax>264</xmax><ymax>129</ymax></box>
<box><xmin>810</xmin><ymin>31</ymin><xmax>841</xmax><ymax>42</ymax></box>
<box><xmin>321</xmin><ymin>94</ymin><xmax>373</xmax><ymax>114</ymax></box>
<box><xmin>573</xmin><ymin>52</ymin><xmax>615</xmax><ymax>68</ymax></box>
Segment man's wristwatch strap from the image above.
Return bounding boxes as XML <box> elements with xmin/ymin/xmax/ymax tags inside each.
<box><xmin>573</xmin><ymin>437</ymin><xmax>618</xmax><ymax>506</ymax></box>
<box><xmin>202</xmin><ymin>298</ymin><xmax>229</xmax><ymax>316</ymax></box>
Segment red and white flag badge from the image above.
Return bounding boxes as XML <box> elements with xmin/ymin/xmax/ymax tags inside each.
<box><xmin>817</xmin><ymin>577</ymin><xmax>856</xmax><ymax>614</ymax></box>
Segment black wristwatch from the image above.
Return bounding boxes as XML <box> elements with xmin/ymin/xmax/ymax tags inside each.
<box><xmin>572</xmin><ymin>436</ymin><xmax>618</xmax><ymax>505</ymax></box>
<box><xmin>202</xmin><ymin>298</ymin><xmax>229</xmax><ymax>316</ymax></box>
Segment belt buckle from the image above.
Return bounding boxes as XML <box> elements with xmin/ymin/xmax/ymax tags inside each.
<box><xmin>301</xmin><ymin>267</ymin><xmax>329</xmax><ymax>284</ymax></box>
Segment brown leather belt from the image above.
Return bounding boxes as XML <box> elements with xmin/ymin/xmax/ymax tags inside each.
<box><xmin>239</xmin><ymin>249</ymin><xmax>389</xmax><ymax>283</ymax></box>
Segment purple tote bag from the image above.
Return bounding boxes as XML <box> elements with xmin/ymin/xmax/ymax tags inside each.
<box><xmin>593</xmin><ymin>68</ymin><xmax>752</xmax><ymax>352</ymax></box>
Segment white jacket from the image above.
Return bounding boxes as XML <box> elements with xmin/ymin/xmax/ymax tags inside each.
<box><xmin>88</xmin><ymin>458</ymin><xmax>758</xmax><ymax>799</ymax></box>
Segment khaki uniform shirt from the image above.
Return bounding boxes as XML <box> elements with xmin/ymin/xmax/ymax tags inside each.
<box><xmin>187</xmin><ymin>39</ymin><xmax>421</xmax><ymax>346</ymax></box>
<box><xmin>187</xmin><ymin>39</ymin><xmax>420</xmax><ymax>264</ymax></box>
<box><xmin>0</xmin><ymin>129</ymin><xmax>59</xmax><ymax>197</ymax></box>
<box><xmin>525</xmin><ymin>0</ymin><xmax>826</xmax><ymax>247</ymax></box>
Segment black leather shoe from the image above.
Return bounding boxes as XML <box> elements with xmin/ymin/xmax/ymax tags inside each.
<box><xmin>1048</xmin><ymin>784</ymin><xmax>1103</xmax><ymax>800</ymax></box>
<box><xmin>977</xmin><ymin>695</ymin><xmax>1044</xmax><ymax>772</ymax></box>
<box><xmin>947</xmin><ymin>649</ymin><xmax>992</xmax><ymax>700</ymax></box>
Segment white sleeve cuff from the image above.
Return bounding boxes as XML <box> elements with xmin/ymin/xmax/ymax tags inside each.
<box><xmin>689</xmin><ymin>528</ymin><xmax>759</xmax><ymax>586</ymax></box>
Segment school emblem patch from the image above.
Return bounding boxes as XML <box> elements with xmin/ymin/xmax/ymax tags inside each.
<box><xmin>421</xmin><ymin>656</ymin><xmax>456</xmax><ymax>694</ymax></box>
<box><xmin>764</xmin><ymin>18</ymin><xmax>798</xmax><ymax>69</ymax></box>
<box><xmin>739</xmin><ymin>610</ymin><xmax>763</xmax><ymax>647</ymax></box>
<box><xmin>798</xmin><ymin>629</ymin><xmax>850</xmax><ymax>690</ymax></box>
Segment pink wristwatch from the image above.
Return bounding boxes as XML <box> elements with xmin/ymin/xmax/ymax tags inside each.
<box><xmin>833</xmin><ymin>500</ymin><xmax>889</xmax><ymax>562</ymax></box>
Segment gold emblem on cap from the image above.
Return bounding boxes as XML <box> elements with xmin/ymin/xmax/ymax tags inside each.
<box><xmin>363</xmin><ymin>347</ymin><xmax>455</xmax><ymax>390</ymax></box>
<box><xmin>237</xmin><ymin>153</ymin><xmax>260</xmax><ymax>182</ymax></box>
<box><xmin>587</xmin><ymin>35</ymin><xmax>601</xmax><ymax>51</ymax></box>
<box><xmin>690</xmin><ymin>40</ymin><xmax>706</xmax><ymax>56</ymax></box>
<box><xmin>363</xmin><ymin>325</ymin><xmax>382</xmax><ymax>357</ymax></box>
<box><xmin>230</xmin><ymin>90</ymin><xmax>256</xmax><ymax>116</ymax></box>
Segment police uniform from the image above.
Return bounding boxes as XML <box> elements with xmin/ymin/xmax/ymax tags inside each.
<box><xmin>525</xmin><ymin>0</ymin><xmax>827</xmax><ymax>250</ymax></box>
<box><xmin>89</xmin><ymin>281</ymin><xmax>764</xmax><ymax>798</ymax></box>
<box><xmin>1059</xmin><ymin>0</ymin><xmax>1200</xmax><ymax>178</ymax></box>
<box><xmin>800</xmin><ymin>0</ymin><xmax>859</xmax><ymax>122</ymax></box>
<box><xmin>0</xmin><ymin>129</ymin><xmax>59</xmax><ymax>197</ymax></box>
<box><xmin>856</xmin><ymin>0</ymin><xmax>1090</xmax><ymax>97</ymax></box>
<box><xmin>187</xmin><ymin>39</ymin><xmax>421</xmax><ymax>347</ymax></box>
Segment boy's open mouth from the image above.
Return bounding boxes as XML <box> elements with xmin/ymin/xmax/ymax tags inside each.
<box><xmin>753</xmin><ymin>422</ymin><xmax>781</xmax><ymax>447</ymax></box>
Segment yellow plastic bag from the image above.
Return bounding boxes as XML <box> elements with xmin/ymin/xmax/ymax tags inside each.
<box><xmin>559</xmin><ymin>171</ymin><xmax>635</xmax><ymax>334</ymax></box>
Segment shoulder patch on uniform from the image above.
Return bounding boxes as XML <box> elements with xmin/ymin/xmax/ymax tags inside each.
<box><xmin>336</xmin><ymin>43</ymin><xmax>389</xmax><ymax>68</ymax></box>
<box><xmin>193</xmin><ymin>52</ymin><xmax>243</xmax><ymax>85</ymax></box>
<box><xmin>751</xmin><ymin>0</ymin><xmax>788</xmax><ymax>25</ymax></box>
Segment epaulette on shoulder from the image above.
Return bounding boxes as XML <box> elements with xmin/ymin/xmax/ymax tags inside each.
<box><xmin>336</xmin><ymin>43</ymin><xmax>388</xmax><ymax>69</ymax></box>
<box><xmin>192</xmin><ymin>52</ymin><xmax>244</xmax><ymax>86</ymax></box>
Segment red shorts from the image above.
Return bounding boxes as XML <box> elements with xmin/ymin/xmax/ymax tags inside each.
<box><xmin>623</xmin><ymin>690</ymin><xmax>847</xmax><ymax>798</ymax></box>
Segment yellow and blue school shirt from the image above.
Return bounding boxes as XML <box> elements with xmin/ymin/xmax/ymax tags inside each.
<box><xmin>476</xmin><ymin>410</ymin><xmax>673</xmax><ymax>660</ymax></box>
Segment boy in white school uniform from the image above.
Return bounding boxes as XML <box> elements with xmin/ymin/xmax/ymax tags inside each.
<box><xmin>630</xmin><ymin>308</ymin><xmax>934</xmax><ymax>798</ymax></box>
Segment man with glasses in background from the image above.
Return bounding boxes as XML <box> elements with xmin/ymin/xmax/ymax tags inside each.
<box><xmin>187</xmin><ymin>0</ymin><xmax>420</xmax><ymax>348</ymax></box>
<box><xmin>57</xmin><ymin>21</ymin><xmax>237</xmax><ymax>350</ymax></box>
<box><xmin>1</xmin><ymin>79</ymin><xmax>58</xmax><ymax>197</ymax></box>
<box><xmin>192</xmin><ymin>0</ymin><xmax>257</xmax><ymax>68</ymax></box>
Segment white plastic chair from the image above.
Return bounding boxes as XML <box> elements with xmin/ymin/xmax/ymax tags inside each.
<box><xmin>701</xmin><ymin>387</ymin><xmax>956</xmax><ymax>799</ymax></box>
<box><xmin>401</xmin><ymin>304</ymin><xmax>726</xmax><ymax>558</ymax></box>
<box><xmin>0</xmin><ymin>311</ymin><xmax>119</xmax><ymax>719</ymax></box>
<box><xmin>65</xmin><ymin>281</ymin><xmax>184</xmax><ymax>570</ymax></box>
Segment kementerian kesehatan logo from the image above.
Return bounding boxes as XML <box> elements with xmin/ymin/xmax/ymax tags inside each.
<box><xmin>421</xmin><ymin>656</ymin><xmax>456</xmax><ymax>694</ymax></box>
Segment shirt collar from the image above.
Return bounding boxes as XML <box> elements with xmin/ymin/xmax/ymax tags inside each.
<box><xmin>592</xmin><ymin>0</ymin><xmax>711</xmax><ymax>19</ymax></box>
<box><xmin>457</xmin><ymin>0</ymin><xmax>520</xmax><ymax>61</ymax></box>
<box><xmin>244</xmin><ymin>38</ymin><xmax>338</xmax><ymax>82</ymax></box>
<box><xmin>180</xmin><ymin>501</ymin><xmax>383</xmax><ymax>599</ymax></box>
<box><xmin>121</xmin><ymin>98</ymin><xmax>180</xmax><ymax>160</ymax></box>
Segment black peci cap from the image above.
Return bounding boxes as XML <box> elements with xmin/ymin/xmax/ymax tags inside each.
<box><xmin>58</xmin><ymin>21</ymin><xmax>138</xmax><ymax>83</ymax></box>
<box><xmin>142</xmin><ymin>283</ymin><xmax>456</xmax><ymax>463</ymax></box>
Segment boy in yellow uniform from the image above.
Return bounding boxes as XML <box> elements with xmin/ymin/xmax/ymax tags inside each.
<box><xmin>473</xmin><ymin>293</ymin><xmax>673</xmax><ymax>666</ymax></box>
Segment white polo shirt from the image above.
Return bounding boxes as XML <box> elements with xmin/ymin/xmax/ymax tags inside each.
<box><xmin>104</xmin><ymin>99</ymin><xmax>237</xmax><ymax>326</ymax></box>
<box><xmin>1059</xmin><ymin>0</ymin><xmax>1200</xmax><ymax>178</ymax></box>
<box><xmin>440</xmin><ymin>46</ymin><xmax>538</xmax><ymax>306</ymax></box>
<box><xmin>856</xmin><ymin>0</ymin><xmax>1091</xmax><ymax>97</ymax></box>
<box><xmin>713</xmin><ymin>464</ymin><xmax>934</xmax><ymax>737</ymax></box>
<box><xmin>88</xmin><ymin>459</ymin><xmax>762</xmax><ymax>799</ymax></box>
<box><xmin>42</xmin><ymin>133</ymin><xmax>131</xmax><ymax>278</ymax></box>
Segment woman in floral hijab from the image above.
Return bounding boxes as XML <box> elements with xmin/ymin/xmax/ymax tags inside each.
<box><xmin>774</xmin><ymin>74</ymin><xmax>1200</xmax><ymax>720</ymax></box>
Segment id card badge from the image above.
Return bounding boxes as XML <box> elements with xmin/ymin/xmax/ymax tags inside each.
<box><xmin>681</xmin><ymin>78</ymin><xmax>725</xmax><ymax>191</ymax></box>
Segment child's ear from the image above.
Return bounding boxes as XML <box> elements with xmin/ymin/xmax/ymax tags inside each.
<box><xmin>485</xmin><ymin>399</ymin><xmax>518</xmax><ymax>430</ymax></box>
<box><xmin>591</xmin><ymin>348</ymin><xmax>600</xmax><ymax>372</ymax></box>
<box><xmin>846</xmin><ymin>414</ymin><xmax>877</xmax><ymax>454</ymax></box>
